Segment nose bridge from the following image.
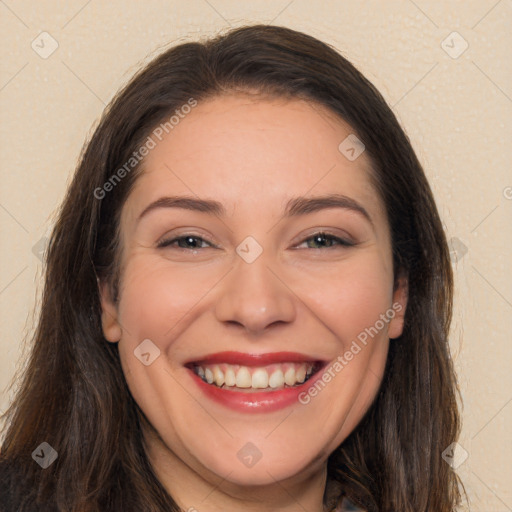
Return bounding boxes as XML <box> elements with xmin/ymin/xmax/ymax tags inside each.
<box><xmin>214</xmin><ymin>249</ymin><xmax>296</xmax><ymax>333</ymax></box>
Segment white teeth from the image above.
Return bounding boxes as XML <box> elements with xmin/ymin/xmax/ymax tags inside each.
<box><xmin>213</xmin><ymin>366</ymin><xmax>224</xmax><ymax>387</ymax></box>
<box><xmin>268</xmin><ymin>369</ymin><xmax>285</xmax><ymax>388</ymax></box>
<box><xmin>194</xmin><ymin>362</ymin><xmax>315</xmax><ymax>390</ymax></box>
<box><xmin>284</xmin><ymin>367</ymin><xmax>296</xmax><ymax>386</ymax></box>
<box><xmin>296</xmin><ymin>365</ymin><xmax>306</xmax><ymax>383</ymax></box>
<box><xmin>235</xmin><ymin>367</ymin><xmax>252</xmax><ymax>388</ymax></box>
<box><xmin>252</xmin><ymin>369</ymin><xmax>269</xmax><ymax>389</ymax></box>
<box><xmin>225</xmin><ymin>367</ymin><xmax>236</xmax><ymax>387</ymax></box>
<box><xmin>204</xmin><ymin>368</ymin><xmax>214</xmax><ymax>384</ymax></box>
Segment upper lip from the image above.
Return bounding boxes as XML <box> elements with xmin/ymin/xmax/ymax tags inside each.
<box><xmin>186</xmin><ymin>351</ymin><xmax>323</xmax><ymax>367</ymax></box>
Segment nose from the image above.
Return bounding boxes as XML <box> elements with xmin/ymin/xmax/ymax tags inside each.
<box><xmin>214</xmin><ymin>254</ymin><xmax>296</xmax><ymax>335</ymax></box>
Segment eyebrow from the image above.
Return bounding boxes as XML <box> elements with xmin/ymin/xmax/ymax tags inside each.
<box><xmin>136</xmin><ymin>193</ymin><xmax>372</xmax><ymax>225</ymax></box>
<box><xmin>284</xmin><ymin>194</ymin><xmax>372</xmax><ymax>224</ymax></box>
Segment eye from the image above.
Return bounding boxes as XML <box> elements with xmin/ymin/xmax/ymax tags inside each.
<box><xmin>157</xmin><ymin>235</ymin><xmax>215</xmax><ymax>250</ymax></box>
<box><xmin>296</xmin><ymin>232</ymin><xmax>355</xmax><ymax>249</ymax></box>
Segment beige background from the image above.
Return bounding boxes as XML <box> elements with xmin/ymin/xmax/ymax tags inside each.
<box><xmin>1</xmin><ymin>1</ymin><xmax>511</xmax><ymax>510</ymax></box>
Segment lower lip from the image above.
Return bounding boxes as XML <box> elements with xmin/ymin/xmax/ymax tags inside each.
<box><xmin>187</xmin><ymin>366</ymin><xmax>325</xmax><ymax>413</ymax></box>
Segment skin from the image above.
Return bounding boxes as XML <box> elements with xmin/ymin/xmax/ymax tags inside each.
<box><xmin>100</xmin><ymin>94</ymin><xmax>408</xmax><ymax>512</ymax></box>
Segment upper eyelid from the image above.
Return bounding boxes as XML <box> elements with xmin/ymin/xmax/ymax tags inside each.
<box><xmin>157</xmin><ymin>234</ymin><xmax>216</xmax><ymax>247</ymax></box>
<box><xmin>294</xmin><ymin>233</ymin><xmax>354</xmax><ymax>247</ymax></box>
<box><xmin>293</xmin><ymin>228</ymin><xmax>354</xmax><ymax>244</ymax></box>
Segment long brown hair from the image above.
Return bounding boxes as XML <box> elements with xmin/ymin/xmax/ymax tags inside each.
<box><xmin>1</xmin><ymin>24</ymin><xmax>463</xmax><ymax>511</ymax></box>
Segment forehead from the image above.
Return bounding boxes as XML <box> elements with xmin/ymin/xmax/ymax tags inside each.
<box><xmin>123</xmin><ymin>94</ymin><xmax>385</xmax><ymax>225</ymax></box>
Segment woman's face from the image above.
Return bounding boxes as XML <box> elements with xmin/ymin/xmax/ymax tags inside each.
<box><xmin>100</xmin><ymin>94</ymin><xmax>407</xmax><ymax>490</ymax></box>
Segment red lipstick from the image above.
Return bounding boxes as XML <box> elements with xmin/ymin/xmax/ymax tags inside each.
<box><xmin>185</xmin><ymin>351</ymin><xmax>326</xmax><ymax>413</ymax></box>
<box><xmin>188</xmin><ymin>351</ymin><xmax>318</xmax><ymax>366</ymax></box>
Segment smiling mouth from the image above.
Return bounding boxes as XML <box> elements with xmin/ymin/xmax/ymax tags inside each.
<box><xmin>190</xmin><ymin>361</ymin><xmax>321</xmax><ymax>392</ymax></box>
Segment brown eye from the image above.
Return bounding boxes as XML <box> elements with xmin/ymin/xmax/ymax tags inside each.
<box><xmin>299</xmin><ymin>232</ymin><xmax>354</xmax><ymax>249</ymax></box>
<box><xmin>157</xmin><ymin>235</ymin><xmax>214</xmax><ymax>250</ymax></box>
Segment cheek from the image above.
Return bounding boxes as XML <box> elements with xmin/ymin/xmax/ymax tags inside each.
<box><xmin>290</xmin><ymin>251</ymin><xmax>393</xmax><ymax>426</ymax></box>
<box><xmin>116</xmin><ymin>256</ymin><xmax>223</xmax><ymax>351</ymax></box>
<box><xmin>289</xmin><ymin>251</ymin><xmax>394</xmax><ymax>344</ymax></box>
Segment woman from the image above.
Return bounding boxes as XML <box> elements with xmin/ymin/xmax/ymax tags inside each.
<box><xmin>0</xmin><ymin>24</ymin><xmax>464</xmax><ymax>511</ymax></box>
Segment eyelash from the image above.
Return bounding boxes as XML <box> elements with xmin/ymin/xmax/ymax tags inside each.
<box><xmin>156</xmin><ymin>232</ymin><xmax>355</xmax><ymax>250</ymax></box>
